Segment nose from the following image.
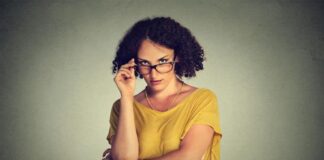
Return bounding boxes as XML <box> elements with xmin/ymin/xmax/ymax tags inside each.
<box><xmin>150</xmin><ymin>67</ymin><xmax>159</xmax><ymax>77</ymax></box>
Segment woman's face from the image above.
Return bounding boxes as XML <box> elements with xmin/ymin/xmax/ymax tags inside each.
<box><xmin>137</xmin><ymin>39</ymin><xmax>178</xmax><ymax>92</ymax></box>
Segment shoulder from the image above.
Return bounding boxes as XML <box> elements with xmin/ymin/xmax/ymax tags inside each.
<box><xmin>110</xmin><ymin>99</ymin><xmax>121</xmax><ymax>114</ymax></box>
<box><xmin>177</xmin><ymin>84</ymin><xmax>217</xmax><ymax>103</ymax></box>
<box><xmin>198</xmin><ymin>88</ymin><xmax>216</xmax><ymax>94</ymax></box>
<box><xmin>112</xmin><ymin>99</ymin><xmax>121</xmax><ymax>107</ymax></box>
<box><xmin>185</xmin><ymin>88</ymin><xmax>220</xmax><ymax>116</ymax></box>
<box><xmin>195</xmin><ymin>88</ymin><xmax>218</xmax><ymax>99</ymax></box>
<box><xmin>134</xmin><ymin>90</ymin><xmax>145</xmax><ymax>103</ymax></box>
<box><xmin>188</xmin><ymin>88</ymin><xmax>218</xmax><ymax>108</ymax></box>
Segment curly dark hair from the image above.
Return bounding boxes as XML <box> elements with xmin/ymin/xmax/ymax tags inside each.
<box><xmin>112</xmin><ymin>16</ymin><xmax>205</xmax><ymax>79</ymax></box>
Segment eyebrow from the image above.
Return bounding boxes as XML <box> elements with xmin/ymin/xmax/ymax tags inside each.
<box><xmin>137</xmin><ymin>55</ymin><xmax>170</xmax><ymax>62</ymax></box>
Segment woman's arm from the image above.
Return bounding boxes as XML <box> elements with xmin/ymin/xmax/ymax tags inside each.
<box><xmin>110</xmin><ymin>58</ymin><xmax>139</xmax><ymax>160</ymax></box>
<box><xmin>145</xmin><ymin>125</ymin><xmax>217</xmax><ymax>160</ymax></box>
<box><xmin>111</xmin><ymin>95</ymin><xmax>139</xmax><ymax>160</ymax></box>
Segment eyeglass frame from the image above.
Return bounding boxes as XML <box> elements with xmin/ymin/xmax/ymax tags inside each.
<box><xmin>134</xmin><ymin>61</ymin><xmax>177</xmax><ymax>75</ymax></box>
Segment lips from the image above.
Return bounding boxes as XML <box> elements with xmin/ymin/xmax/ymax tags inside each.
<box><xmin>150</xmin><ymin>79</ymin><xmax>162</xmax><ymax>85</ymax></box>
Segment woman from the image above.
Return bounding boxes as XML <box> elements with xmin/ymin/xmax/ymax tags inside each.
<box><xmin>103</xmin><ymin>17</ymin><xmax>222</xmax><ymax>160</ymax></box>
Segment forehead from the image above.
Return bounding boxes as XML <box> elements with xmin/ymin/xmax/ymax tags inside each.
<box><xmin>137</xmin><ymin>39</ymin><xmax>174</xmax><ymax>61</ymax></box>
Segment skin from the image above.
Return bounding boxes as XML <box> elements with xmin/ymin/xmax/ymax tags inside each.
<box><xmin>135</xmin><ymin>39</ymin><xmax>195</xmax><ymax>111</ymax></box>
<box><xmin>109</xmin><ymin>57</ymin><xmax>138</xmax><ymax>159</ymax></box>
<box><xmin>103</xmin><ymin>39</ymin><xmax>219</xmax><ymax>160</ymax></box>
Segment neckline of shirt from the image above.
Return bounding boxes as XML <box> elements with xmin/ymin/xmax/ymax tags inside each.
<box><xmin>133</xmin><ymin>87</ymin><xmax>206</xmax><ymax>114</ymax></box>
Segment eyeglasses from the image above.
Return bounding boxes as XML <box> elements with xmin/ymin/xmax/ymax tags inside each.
<box><xmin>136</xmin><ymin>61</ymin><xmax>176</xmax><ymax>75</ymax></box>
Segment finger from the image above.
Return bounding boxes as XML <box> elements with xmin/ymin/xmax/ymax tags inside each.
<box><xmin>128</xmin><ymin>58</ymin><xmax>135</xmax><ymax>63</ymax></box>
<box><xmin>119</xmin><ymin>66</ymin><xmax>135</xmax><ymax>76</ymax></box>
<box><xmin>118</xmin><ymin>72</ymin><xmax>131</xmax><ymax>79</ymax></box>
<box><xmin>124</xmin><ymin>67</ymin><xmax>135</xmax><ymax>79</ymax></box>
<box><xmin>116</xmin><ymin>71</ymin><xmax>131</xmax><ymax>80</ymax></box>
<box><xmin>120</xmin><ymin>64</ymin><xmax>136</xmax><ymax>70</ymax></box>
<box><xmin>120</xmin><ymin>59</ymin><xmax>137</xmax><ymax>69</ymax></box>
<box><xmin>118</xmin><ymin>68</ymin><xmax>132</xmax><ymax>76</ymax></box>
<box><xmin>129</xmin><ymin>67</ymin><xmax>136</xmax><ymax>77</ymax></box>
<box><xmin>130</xmin><ymin>58</ymin><xmax>136</xmax><ymax>66</ymax></box>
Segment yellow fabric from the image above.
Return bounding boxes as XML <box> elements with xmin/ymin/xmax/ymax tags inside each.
<box><xmin>107</xmin><ymin>88</ymin><xmax>222</xmax><ymax>160</ymax></box>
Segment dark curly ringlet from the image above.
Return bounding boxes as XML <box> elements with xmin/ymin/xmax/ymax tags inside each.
<box><xmin>112</xmin><ymin>16</ymin><xmax>205</xmax><ymax>79</ymax></box>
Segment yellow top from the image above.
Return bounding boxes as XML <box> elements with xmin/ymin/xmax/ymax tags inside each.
<box><xmin>107</xmin><ymin>88</ymin><xmax>222</xmax><ymax>160</ymax></box>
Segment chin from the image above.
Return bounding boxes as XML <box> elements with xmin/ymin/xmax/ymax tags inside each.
<box><xmin>148</xmin><ymin>82</ymin><xmax>165</xmax><ymax>91</ymax></box>
<box><xmin>149</xmin><ymin>84</ymin><xmax>162</xmax><ymax>90</ymax></box>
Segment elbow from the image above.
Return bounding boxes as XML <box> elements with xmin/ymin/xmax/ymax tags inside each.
<box><xmin>111</xmin><ymin>152</ymin><xmax>138</xmax><ymax>160</ymax></box>
<box><xmin>181</xmin><ymin>151</ymin><xmax>193</xmax><ymax>160</ymax></box>
<box><xmin>110</xmin><ymin>143</ymin><xmax>139</xmax><ymax>160</ymax></box>
<box><xmin>112</xmin><ymin>156</ymin><xmax>138</xmax><ymax>160</ymax></box>
<box><xmin>179</xmin><ymin>149</ymin><xmax>202</xmax><ymax>160</ymax></box>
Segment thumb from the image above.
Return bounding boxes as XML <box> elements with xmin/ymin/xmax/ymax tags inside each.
<box><xmin>130</xmin><ymin>67</ymin><xmax>135</xmax><ymax>77</ymax></box>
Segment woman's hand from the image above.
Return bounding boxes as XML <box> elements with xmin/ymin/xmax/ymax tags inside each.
<box><xmin>114</xmin><ymin>58</ymin><xmax>137</xmax><ymax>97</ymax></box>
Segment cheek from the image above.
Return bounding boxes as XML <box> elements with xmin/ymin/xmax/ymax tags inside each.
<box><xmin>142</xmin><ymin>75</ymin><xmax>150</xmax><ymax>82</ymax></box>
<box><xmin>164</xmin><ymin>71</ymin><xmax>176</xmax><ymax>81</ymax></box>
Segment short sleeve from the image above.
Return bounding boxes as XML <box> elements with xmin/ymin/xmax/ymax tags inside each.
<box><xmin>180</xmin><ymin>89</ymin><xmax>222</xmax><ymax>139</ymax></box>
<box><xmin>106</xmin><ymin>100</ymin><xmax>120</xmax><ymax>145</ymax></box>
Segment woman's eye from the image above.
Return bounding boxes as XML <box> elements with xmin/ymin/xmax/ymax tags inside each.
<box><xmin>139</xmin><ymin>61</ymin><xmax>149</xmax><ymax>65</ymax></box>
<box><xmin>159</xmin><ymin>59</ymin><xmax>168</xmax><ymax>63</ymax></box>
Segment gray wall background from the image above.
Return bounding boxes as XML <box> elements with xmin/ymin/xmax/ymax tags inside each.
<box><xmin>0</xmin><ymin>0</ymin><xmax>323</xmax><ymax>160</ymax></box>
